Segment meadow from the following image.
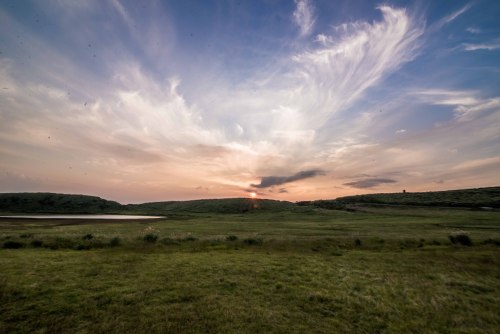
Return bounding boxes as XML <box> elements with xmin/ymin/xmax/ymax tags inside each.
<box><xmin>1</xmin><ymin>206</ymin><xmax>499</xmax><ymax>333</ymax></box>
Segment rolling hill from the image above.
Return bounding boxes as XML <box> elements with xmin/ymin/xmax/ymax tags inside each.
<box><xmin>1</xmin><ymin>186</ymin><xmax>499</xmax><ymax>214</ymax></box>
<box><xmin>0</xmin><ymin>193</ymin><xmax>122</xmax><ymax>214</ymax></box>
<box><xmin>300</xmin><ymin>186</ymin><xmax>500</xmax><ymax>209</ymax></box>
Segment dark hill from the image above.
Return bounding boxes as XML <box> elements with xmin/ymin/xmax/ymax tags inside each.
<box><xmin>1</xmin><ymin>186</ymin><xmax>499</xmax><ymax>214</ymax></box>
<box><xmin>300</xmin><ymin>186</ymin><xmax>500</xmax><ymax>209</ymax></box>
<box><xmin>0</xmin><ymin>193</ymin><xmax>122</xmax><ymax>214</ymax></box>
<box><xmin>129</xmin><ymin>198</ymin><xmax>296</xmax><ymax>214</ymax></box>
<box><xmin>0</xmin><ymin>193</ymin><xmax>296</xmax><ymax>214</ymax></box>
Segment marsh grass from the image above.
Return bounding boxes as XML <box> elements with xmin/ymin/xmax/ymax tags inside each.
<box><xmin>0</xmin><ymin>207</ymin><xmax>499</xmax><ymax>333</ymax></box>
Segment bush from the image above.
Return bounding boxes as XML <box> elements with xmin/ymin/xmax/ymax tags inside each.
<box><xmin>19</xmin><ymin>233</ymin><xmax>33</xmax><ymax>238</ymax></box>
<box><xmin>3</xmin><ymin>241</ymin><xmax>24</xmax><ymax>249</ymax></box>
<box><xmin>143</xmin><ymin>234</ymin><xmax>158</xmax><ymax>243</ymax></box>
<box><xmin>30</xmin><ymin>240</ymin><xmax>43</xmax><ymax>248</ymax></box>
<box><xmin>74</xmin><ymin>244</ymin><xmax>91</xmax><ymax>250</ymax></box>
<box><xmin>226</xmin><ymin>235</ymin><xmax>238</xmax><ymax>241</ymax></box>
<box><xmin>354</xmin><ymin>239</ymin><xmax>362</xmax><ymax>246</ymax></box>
<box><xmin>480</xmin><ymin>238</ymin><xmax>500</xmax><ymax>246</ymax></box>
<box><xmin>449</xmin><ymin>232</ymin><xmax>472</xmax><ymax>246</ymax></box>
<box><xmin>160</xmin><ymin>237</ymin><xmax>178</xmax><ymax>245</ymax></box>
<box><xmin>243</xmin><ymin>238</ymin><xmax>263</xmax><ymax>246</ymax></box>
<box><xmin>181</xmin><ymin>235</ymin><xmax>198</xmax><ymax>242</ymax></box>
<box><xmin>82</xmin><ymin>234</ymin><xmax>94</xmax><ymax>240</ymax></box>
<box><xmin>109</xmin><ymin>237</ymin><xmax>121</xmax><ymax>247</ymax></box>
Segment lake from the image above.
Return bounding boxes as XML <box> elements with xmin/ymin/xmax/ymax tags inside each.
<box><xmin>0</xmin><ymin>215</ymin><xmax>164</xmax><ymax>219</ymax></box>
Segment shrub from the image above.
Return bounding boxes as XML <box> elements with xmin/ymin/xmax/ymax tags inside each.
<box><xmin>243</xmin><ymin>238</ymin><xmax>263</xmax><ymax>246</ymax></box>
<box><xmin>109</xmin><ymin>237</ymin><xmax>121</xmax><ymax>247</ymax></box>
<box><xmin>19</xmin><ymin>233</ymin><xmax>33</xmax><ymax>238</ymax></box>
<box><xmin>449</xmin><ymin>232</ymin><xmax>472</xmax><ymax>246</ymax></box>
<box><xmin>480</xmin><ymin>238</ymin><xmax>500</xmax><ymax>246</ymax></box>
<box><xmin>143</xmin><ymin>234</ymin><xmax>158</xmax><ymax>243</ymax></box>
<box><xmin>160</xmin><ymin>237</ymin><xmax>178</xmax><ymax>245</ymax></box>
<box><xmin>3</xmin><ymin>241</ymin><xmax>24</xmax><ymax>249</ymax></box>
<box><xmin>226</xmin><ymin>235</ymin><xmax>238</xmax><ymax>241</ymax></box>
<box><xmin>74</xmin><ymin>244</ymin><xmax>91</xmax><ymax>250</ymax></box>
<box><xmin>354</xmin><ymin>238</ymin><xmax>362</xmax><ymax>246</ymax></box>
<box><xmin>182</xmin><ymin>235</ymin><xmax>198</xmax><ymax>242</ymax></box>
<box><xmin>82</xmin><ymin>234</ymin><xmax>94</xmax><ymax>240</ymax></box>
<box><xmin>30</xmin><ymin>240</ymin><xmax>43</xmax><ymax>248</ymax></box>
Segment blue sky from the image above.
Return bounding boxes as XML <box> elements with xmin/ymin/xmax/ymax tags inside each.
<box><xmin>0</xmin><ymin>0</ymin><xmax>499</xmax><ymax>203</ymax></box>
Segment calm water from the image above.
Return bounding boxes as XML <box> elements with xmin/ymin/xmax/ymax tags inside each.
<box><xmin>0</xmin><ymin>215</ymin><xmax>164</xmax><ymax>219</ymax></box>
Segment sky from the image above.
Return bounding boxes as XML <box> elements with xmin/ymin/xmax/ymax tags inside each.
<box><xmin>0</xmin><ymin>0</ymin><xmax>499</xmax><ymax>203</ymax></box>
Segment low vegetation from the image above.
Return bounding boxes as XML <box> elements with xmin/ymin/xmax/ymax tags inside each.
<box><xmin>0</xmin><ymin>190</ymin><xmax>499</xmax><ymax>333</ymax></box>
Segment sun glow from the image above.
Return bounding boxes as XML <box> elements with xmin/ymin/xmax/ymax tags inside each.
<box><xmin>250</xmin><ymin>192</ymin><xmax>257</xmax><ymax>199</ymax></box>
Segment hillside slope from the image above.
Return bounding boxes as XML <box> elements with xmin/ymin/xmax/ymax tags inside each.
<box><xmin>129</xmin><ymin>198</ymin><xmax>296</xmax><ymax>214</ymax></box>
<box><xmin>332</xmin><ymin>187</ymin><xmax>500</xmax><ymax>208</ymax></box>
<box><xmin>0</xmin><ymin>193</ymin><xmax>296</xmax><ymax>214</ymax></box>
<box><xmin>2</xmin><ymin>186</ymin><xmax>499</xmax><ymax>214</ymax></box>
<box><xmin>0</xmin><ymin>193</ymin><xmax>123</xmax><ymax>213</ymax></box>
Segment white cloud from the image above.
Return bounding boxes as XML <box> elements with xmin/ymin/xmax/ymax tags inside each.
<box><xmin>110</xmin><ymin>0</ymin><xmax>135</xmax><ymax>31</ymax></box>
<box><xmin>438</xmin><ymin>3</ymin><xmax>472</xmax><ymax>27</ymax></box>
<box><xmin>463</xmin><ymin>42</ymin><xmax>500</xmax><ymax>51</ymax></box>
<box><xmin>293</xmin><ymin>0</ymin><xmax>315</xmax><ymax>37</ymax></box>
<box><xmin>289</xmin><ymin>6</ymin><xmax>423</xmax><ymax>128</ymax></box>
<box><xmin>9</xmin><ymin>3</ymin><xmax>500</xmax><ymax>201</ymax></box>
<box><xmin>412</xmin><ymin>89</ymin><xmax>500</xmax><ymax>120</ymax></box>
<box><xmin>413</xmin><ymin>89</ymin><xmax>479</xmax><ymax>106</ymax></box>
<box><xmin>466</xmin><ymin>26</ymin><xmax>481</xmax><ymax>34</ymax></box>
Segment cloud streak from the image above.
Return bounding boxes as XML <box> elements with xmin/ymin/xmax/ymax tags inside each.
<box><xmin>293</xmin><ymin>0</ymin><xmax>315</xmax><ymax>36</ymax></box>
<box><xmin>344</xmin><ymin>178</ymin><xmax>397</xmax><ymax>189</ymax></box>
<box><xmin>463</xmin><ymin>42</ymin><xmax>500</xmax><ymax>51</ymax></box>
<box><xmin>251</xmin><ymin>170</ymin><xmax>325</xmax><ymax>188</ymax></box>
<box><xmin>438</xmin><ymin>3</ymin><xmax>472</xmax><ymax>27</ymax></box>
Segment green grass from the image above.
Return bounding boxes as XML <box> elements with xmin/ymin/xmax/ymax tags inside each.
<box><xmin>1</xmin><ymin>207</ymin><xmax>499</xmax><ymax>333</ymax></box>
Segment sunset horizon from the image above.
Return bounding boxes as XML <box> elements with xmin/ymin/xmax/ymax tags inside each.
<box><xmin>1</xmin><ymin>1</ymin><xmax>499</xmax><ymax>204</ymax></box>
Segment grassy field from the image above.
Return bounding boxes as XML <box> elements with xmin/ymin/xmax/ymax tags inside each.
<box><xmin>1</xmin><ymin>206</ymin><xmax>499</xmax><ymax>333</ymax></box>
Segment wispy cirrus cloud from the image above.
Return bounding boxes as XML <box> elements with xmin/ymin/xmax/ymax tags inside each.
<box><xmin>463</xmin><ymin>41</ymin><xmax>500</xmax><ymax>51</ymax></box>
<box><xmin>293</xmin><ymin>0</ymin><xmax>315</xmax><ymax>36</ymax></box>
<box><xmin>466</xmin><ymin>26</ymin><xmax>481</xmax><ymax>34</ymax></box>
<box><xmin>288</xmin><ymin>5</ymin><xmax>423</xmax><ymax>128</ymax></box>
<box><xmin>412</xmin><ymin>89</ymin><xmax>500</xmax><ymax>120</ymax></box>
<box><xmin>437</xmin><ymin>3</ymin><xmax>472</xmax><ymax>27</ymax></box>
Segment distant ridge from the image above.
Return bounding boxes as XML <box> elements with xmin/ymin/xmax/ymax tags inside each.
<box><xmin>299</xmin><ymin>186</ymin><xmax>500</xmax><ymax>209</ymax></box>
<box><xmin>0</xmin><ymin>192</ymin><xmax>122</xmax><ymax>214</ymax></box>
<box><xmin>1</xmin><ymin>186</ymin><xmax>499</xmax><ymax>214</ymax></box>
<box><xmin>0</xmin><ymin>193</ymin><xmax>295</xmax><ymax>214</ymax></box>
<box><xmin>130</xmin><ymin>198</ymin><xmax>295</xmax><ymax>214</ymax></box>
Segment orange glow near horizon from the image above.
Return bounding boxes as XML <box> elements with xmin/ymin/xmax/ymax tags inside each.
<box><xmin>249</xmin><ymin>192</ymin><xmax>257</xmax><ymax>199</ymax></box>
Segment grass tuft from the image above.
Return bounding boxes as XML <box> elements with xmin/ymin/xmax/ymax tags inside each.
<box><xmin>243</xmin><ymin>237</ymin><xmax>263</xmax><ymax>245</ymax></box>
<box><xmin>2</xmin><ymin>240</ymin><xmax>25</xmax><ymax>249</ymax></box>
<box><xmin>449</xmin><ymin>232</ymin><xmax>472</xmax><ymax>246</ymax></box>
<box><xmin>143</xmin><ymin>233</ymin><xmax>158</xmax><ymax>243</ymax></box>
